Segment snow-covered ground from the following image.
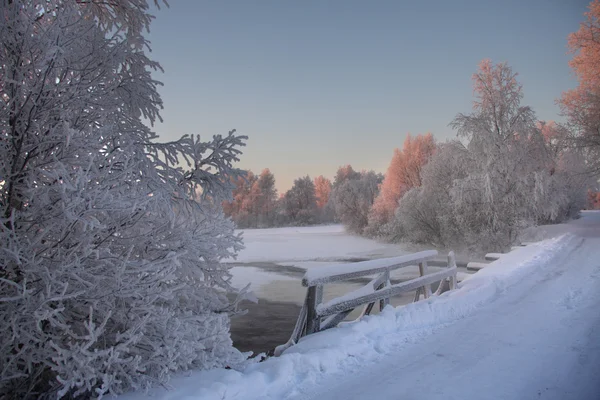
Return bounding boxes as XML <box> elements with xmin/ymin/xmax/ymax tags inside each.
<box><xmin>229</xmin><ymin>225</ymin><xmax>413</xmax><ymax>264</ymax></box>
<box><xmin>119</xmin><ymin>212</ymin><xmax>600</xmax><ymax>400</ymax></box>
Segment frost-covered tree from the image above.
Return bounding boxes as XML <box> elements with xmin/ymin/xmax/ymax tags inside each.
<box><xmin>367</xmin><ymin>133</ymin><xmax>435</xmax><ymax>236</ymax></box>
<box><xmin>538</xmin><ymin>121</ymin><xmax>590</xmax><ymax>221</ymax></box>
<box><xmin>0</xmin><ymin>1</ymin><xmax>248</xmax><ymax>398</ymax></box>
<box><xmin>560</xmin><ymin>0</ymin><xmax>600</xmax><ymax>175</ymax></box>
<box><xmin>394</xmin><ymin>60</ymin><xmax>588</xmax><ymax>252</ymax></box>
<box><xmin>394</xmin><ymin>141</ymin><xmax>469</xmax><ymax>246</ymax></box>
<box><xmin>247</xmin><ymin>169</ymin><xmax>278</xmax><ymax>227</ymax></box>
<box><xmin>223</xmin><ymin>169</ymin><xmax>278</xmax><ymax>228</ymax></box>
<box><xmin>445</xmin><ymin>60</ymin><xmax>558</xmax><ymax>249</ymax></box>
<box><xmin>330</xmin><ymin>171</ymin><xmax>383</xmax><ymax>234</ymax></box>
<box><xmin>314</xmin><ymin>175</ymin><xmax>334</xmax><ymax>222</ymax></box>
<box><xmin>588</xmin><ymin>190</ymin><xmax>600</xmax><ymax>209</ymax></box>
<box><xmin>332</xmin><ymin>165</ymin><xmax>361</xmax><ymax>188</ymax></box>
<box><xmin>314</xmin><ymin>175</ymin><xmax>332</xmax><ymax>209</ymax></box>
<box><xmin>280</xmin><ymin>176</ymin><xmax>318</xmax><ymax>225</ymax></box>
<box><xmin>222</xmin><ymin>170</ymin><xmax>257</xmax><ymax>227</ymax></box>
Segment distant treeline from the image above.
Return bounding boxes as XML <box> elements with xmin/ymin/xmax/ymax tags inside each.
<box><xmin>224</xmin><ymin>61</ymin><xmax>599</xmax><ymax>252</ymax></box>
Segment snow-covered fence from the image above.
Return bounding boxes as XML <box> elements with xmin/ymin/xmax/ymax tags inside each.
<box><xmin>275</xmin><ymin>250</ymin><xmax>458</xmax><ymax>356</ymax></box>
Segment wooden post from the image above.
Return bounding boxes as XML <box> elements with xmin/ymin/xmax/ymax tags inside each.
<box><xmin>413</xmin><ymin>286</ymin><xmax>421</xmax><ymax>302</ymax></box>
<box><xmin>306</xmin><ymin>285</ymin><xmax>323</xmax><ymax>334</ymax></box>
<box><xmin>433</xmin><ymin>278</ymin><xmax>446</xmax><ymax>296</ymax></box>
<box><xmin>418</xmin><ymin>261</ymin><xmax>432</xmax><ymax>298</ymax></box>
<box><xmin>379</xmin><ymin>269</ymin><xmax>390</xmax><ymax>311</ymax></box>
<box><xmin>363</xmin><ymin>301</ymin><xmax>375</xmax><ymax>316</ymax></box>
<box><xmin>320</xmin><ymin>309</ymin><xmax>353</xmax><ymax>331</ymax></box>
<box><xmin>274</xmin><ymin>294</ymin><xmax>309</xmax><ymax>356</ymax></box>
<box><xmin>448</xmin><ymin>251</ymin><xmax>457</xmax><ymax>290</ymax></box>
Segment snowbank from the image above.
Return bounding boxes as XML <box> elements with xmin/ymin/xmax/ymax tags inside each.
<box><xmin>118</xmin><ymin>234</ymin><xmax>580</xmax><ymax>400</ymax></box>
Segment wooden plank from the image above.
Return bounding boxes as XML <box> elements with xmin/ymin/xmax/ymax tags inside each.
<box><xmin>291</xmin><ymin>294</ymin><xmax>309</xmax><ymax>343</ymax></box>
<box><xmin>466</xmin><ymin>261</ymin><xmax>488</xmax><ymax>271</ymax></box>
<box><xmin>306</xmin><ymin>285</ymin><xmax>322</xmax><ymax>334</ymax></box>
<box><xmin>434</xmin><ymin>278</ymin><xmax>448</xmax><ymax>296</ymax></box>
<box><xmin>317</xmin><ymin>267</ymin><xmax>457</xmax><ymax>318</ymax></box>
<box><xmin>448</xmin><ymin>251</ymin><xmax>457</xmax><ymax>290</ymax></box>
<box><xmin>362</xmin><ymin>301</ymin><xmax>375</xmax><ymax>316</ymax></box>
<box><xmin>361</xmin><ymin>275</ymin><xmax>386</xmax><ymax>317</ymax></box>
<box><xmin>370</xmin><ymin>271</ymin><xmax>388</xmax><ymax>290</ymax></box>
<box><xmin>320</xmin><ymin>309</ymin><xmax>353</xmax><ymax>331</ymax></box>
<box><xmin>484</xmin><ymin>253</ymin><xmax>503</xmax><ymax>261</ymax></box>
<box><xmin>413</xmin><ymin>286</ymin><xmax>422</xmax><ymax>302</ymax></box>
<box><xmin>316</xmin><ymin>284</ymin><xmax>323</xmax><ymax>305</ymax></box>
<box><xmin>418</xmin><ymin>261</ymin><xmax>432</xmax><ymax>299</ymax></box>
<box><xmin>273</xmin><ymin>295</ymin><xmax>309</xmax><ymax>356</ymax></box>
<box><xmin>379</xmin><ymin>270</ymin><xmax>390</xmax><ymax>311</ymax></box>
<box><xmin>302</xmin><ymin>250</ymin><xmax>438</xmax><ymax>286</ymax></box>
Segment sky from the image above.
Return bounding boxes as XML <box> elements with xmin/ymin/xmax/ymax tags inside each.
<box><xmin>146</xmin><ymin>0</ymin><xmax>590</xmax><ymax>193</ymax></box>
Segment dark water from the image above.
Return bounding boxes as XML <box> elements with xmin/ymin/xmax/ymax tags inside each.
<box><xmin>228</xmin><ymin>262</ymin><xmax>473</xmax><ymax>356</ymax></box>
<box><xmin>230</xmin><ymin>298</ymin><xmax>301</xmax><ymax>356</ymax></box>
<box><xmin>229</xmin><ymin>280</ymin><xmax>448</xmax><ymax>356</ymax></box>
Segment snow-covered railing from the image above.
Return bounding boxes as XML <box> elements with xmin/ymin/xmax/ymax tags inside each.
<box><xmin>274</xmin><ymin>250</ymin><xmax>458</xmax><ymax>356</ymax></box>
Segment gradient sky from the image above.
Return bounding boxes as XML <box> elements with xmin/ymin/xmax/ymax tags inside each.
<box><xmin>146</xmin><ymin>0</ymin><xmax>589</xmax><ymax>193</ymax></box>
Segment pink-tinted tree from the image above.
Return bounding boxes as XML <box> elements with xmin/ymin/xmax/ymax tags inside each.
<box><xmin>314</xmin><ymin>175</ymin><xmax>335</xmax><ymax>222</ymax></box>
<box><xmin>394</xmin><ymin>61</ymin><xmax>588</xmax><ymax>252</ymax></box>
<box><xmin>559</xmin><ymin>0</ymin><xmax>600</xmax><ymax>175</ymax></box>
<box><xmin>314</xmin><ymin>175</ymin><xmax>332</xmax><ymax>209</ymax></box>
<box><xmin>588</xmin><ymin>190</ymin><xmax>600</xmax><ymax>209</ymax></box>
<box><xmin>367</xmin><ymin>133</ymin><xmax>435</xmax><ymax>234</ymax></box>
<box><xmin>222</xmin><ymin>171</ymin><xmax>257</xmax><ymax>227</ymax></box>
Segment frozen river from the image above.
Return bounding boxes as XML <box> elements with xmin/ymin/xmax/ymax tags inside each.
<box><xmin>225</xmin><ymin>225</ymin><xmax>473</xmax><ymax>355</ymax></box>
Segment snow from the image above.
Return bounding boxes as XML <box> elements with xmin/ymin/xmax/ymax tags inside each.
<box><xmin>484</xmin><ymin>252</ymin><xmax>503</xmax><ymax>260</ymax></box>
<box><xmin>228</xmin><ymin>267</ymin><xmax>296</xmax><ymax>291</ymax></box>
<box><xmin>302</xmin><ymin>250</ymin><xmax>437</xmax><ymax>285</ymax></box>
<box><xmin>521</xmin><ymin>210</ymin><xmax>600</xmax><ymax>241</ymax></box>
<box><xmin>118</xmin><ymin>212</ymin><xmax>600</xmax><ymax>400</ymax></box>
<box><xmin>279</xmin><ymin>261</ymin><xmax>344</xmax><ymax>270</ymax></box>
<box><xmin>228</xmin><ymin>225</ymin><xmax>412</xmax><ymax>264</ymax></box>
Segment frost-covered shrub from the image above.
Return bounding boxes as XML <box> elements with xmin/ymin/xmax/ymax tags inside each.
<box><xmin>393</xmin><ymin>61</ymin><xmax>589</xmax><ymax>252</ymax></box>
<box><xmin>280</xmin><ymin>176</ymin><xmax>318</xmax><ymax>226</ymax></box>
<box><xmin>366</xmin><ymin>134</ymin><xmax>435</xmax><ymax>238</ymax></box>
<box><xmin>0</xmin><ymin>1</ymin><xmax>247</xmax><ymax>398</ymax></box>
<box><xmin>393</xmin><ymin>141</ymin><xmax>468</xmax><ymax>247</ymax></box>
<box><xmin>330</xmin><ymin>171</ymin><xmax>383</xmax><ymax>234</ymax></box>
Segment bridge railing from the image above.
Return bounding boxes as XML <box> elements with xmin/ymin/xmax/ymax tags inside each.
<box><xmin>274</xmin><ymin>250</ymin><xmax>458</xmax><ymax>356</ymax></box>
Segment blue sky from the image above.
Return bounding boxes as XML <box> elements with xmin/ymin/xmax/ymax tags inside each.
<box><xmin>147</xmin><ymin>0</ymin><xmax>589</xmax><ymax>193</ymax></box>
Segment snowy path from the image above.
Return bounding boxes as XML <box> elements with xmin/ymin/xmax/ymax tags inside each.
<box><xmin>292</xmin><ymin>231</ymin><xmax>600</xmax><ymax>399</ymax></box>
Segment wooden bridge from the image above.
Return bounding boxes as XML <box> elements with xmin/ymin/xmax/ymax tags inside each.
<box><xmin>274</xmin><ymin>250</ymin><xmax>458</xmax><ymax>356</ymax></box>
